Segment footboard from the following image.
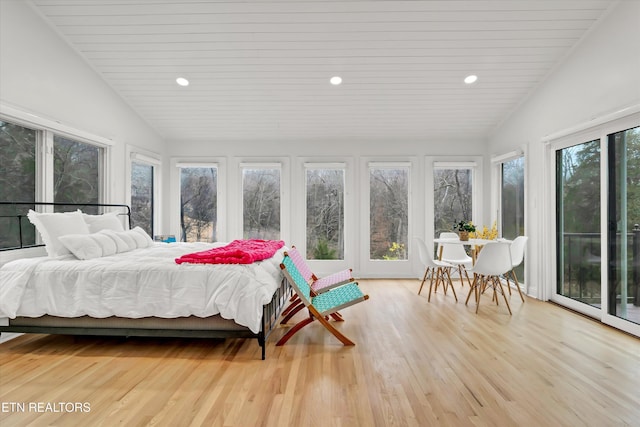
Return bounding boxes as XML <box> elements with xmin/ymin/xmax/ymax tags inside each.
<box><xmin>258</xmin><ymin>276</ymin><xmax>292</xmax><ymax>359</ymax></box>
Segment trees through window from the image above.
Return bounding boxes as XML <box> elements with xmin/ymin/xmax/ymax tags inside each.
<box><xmin>180</xmin><ymin>166</ymin><xmax>217</xmax><ymax>243</ymax></box>
<box><xmin>242</xmin><ymin>167</ymin><xmax>280</xmax><ymax>240</ymax></box>
<box><xmin>306</xmin><ymin>167</ymin><xmax>344</xmax><ymax>260</ymax></box>
<box><xmin>369</xmin><ymin>166</ymin><xmax>409</xmax><ymax>260</ymax></box>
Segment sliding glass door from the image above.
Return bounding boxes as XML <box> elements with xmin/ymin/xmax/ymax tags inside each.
<box><xmin>607</xmin><ymin>126</ymin><xmax>640</xmax><ymax>325</ymax></box>
<box><xmin>553</xmin><ymin>118</ymin><xmax>639</xmax><ymax>336</ymax></box>
<box><xmin>556</xmin><ymin>140</ymin><xmax>601</xmax><ymax>307</ymax></box>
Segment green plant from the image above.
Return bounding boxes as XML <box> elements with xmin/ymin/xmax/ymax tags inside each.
<box><xmin>453</xmin><ymin>220</ymin><xmax>476</xmax><ymax>233</ymax></box>
<box><xmin>313</xmin><ymin>239</ymin><xmax>337</xmax><ymax>259</ymax></box>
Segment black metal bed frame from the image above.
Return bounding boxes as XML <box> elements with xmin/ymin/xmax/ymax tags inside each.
<box><xmin>0</xmin><ymin>202</ymin><xmax>291</xmax><ymax>360</ymax></box>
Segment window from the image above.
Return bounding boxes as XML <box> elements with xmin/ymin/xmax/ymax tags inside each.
<box><xmin>556</xmin><ymin>140</ymin><xmax>601</xmax><ymax>305</ymax></box>
<box><xmin>607</xmin><ymin>126</ymin><xmax>639</xmax><ymax>324</ymax></box>
<box><xmin>306</xmin><ymin>166</ymin><xmax>345</xmax><ymax>260</ymax></box>
<box><xmin>131</xmin><ymin>161</ymin><xmax>154</xmax><ymax>236</ymax></box>
<box><xmin>500</xmin><ymin>156</ymin><xmax>525</xmax><ymax>281</ymax></box>
<box><xmin>242</xmin><ymin>166</ymin><xmax>280</xmax><ymax>240</ymax></box>
<box><xmin>434</xmin><ymin>164</ymin><xmax>474</xmax><ymax>238</ymax></box>
<box><xmin>369</xmin><ymin>165</ymin><xmax>409</xmax><ymax>260</ymax></box>
<box><xmin>1</xmin><ymin>113</ymin><xmax>108</xmax><ymax>251</ymax></box>
<box><xmin>0</xmin><ymin>120</ymin><xmax>37</xmax><ymax>249</ymax></box>
<box><xmin>53</xmin><ymin>135</ymin><xmax>101</xmax><ymax>212</ymax></box>
<box><xmin>180</xmin><ymin>166</ymin><xmax>217</xmax><ymax>242</ymax></box>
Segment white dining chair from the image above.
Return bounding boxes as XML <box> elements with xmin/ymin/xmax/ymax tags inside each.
<box><xmin>438</xmin><ymin>232</ymin><xmax>473</xmax><ymax>287</ymax></box>
<box><xmin>465</xmin><ymin>241</ymin><xmax>513</xmax><ymax>314</ymax></box>
<box><xmin>416</xmin><ymin>237</ymin><xmax>457</xmax><ymax>302</ymax></box>
<box><xmin>504</xmin><ymin>236</ymin><xmax>528</xmax><ymax>302</ymax></box>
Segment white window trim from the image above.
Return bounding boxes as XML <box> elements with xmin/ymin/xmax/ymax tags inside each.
<box><xmin>490</xmin><ymin>149</ymin><xmax>527</xmax><ymax>293</ymax></box>
<box><xmin>430</xmin><ymin>156</ymin><xmax>483</xmax><ymax>231</ymax></box>
<box><xmin>298</xmin><ymin>158</ymin><xmax>354</xmax><ymax>277</ymax></box>
<box><xmin>126</xmin><ymin>145</ymin><xmax>162</xmax><ymax>235</ymax></box>
<box><xmin>361</xmin><ymin>158</ymin><xmax>417</xmax><ymax>278</ymax></box>
<box><xmin>171</xmin><ymin>157</ymin><xmax>226</xmax><ymax>242</ymax></box>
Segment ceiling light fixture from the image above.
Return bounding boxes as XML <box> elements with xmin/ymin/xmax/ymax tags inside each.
<box><xmin>464</xmin><ymin>75</ymin><xmax>478</xmax><ymax>84</ymax></box>
<box><xmin>330</xmin><ymin>76</ymin><xmax>342</xmax><ymax>85</ymax></box>
<box><xmin>176</xmin><ymin>77</ymin><xmax>189</xmax><ymax>87</ymax></box>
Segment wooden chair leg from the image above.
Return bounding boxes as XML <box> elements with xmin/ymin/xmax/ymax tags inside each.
<box><xmin>282</xmin><ymin>298</ymin><xmax>300</xmax><ymax>316</ymax></box>
<box><xmin>465</xmin><ymin>274</ymin><xmax>479</xmax><ymax>305</ymax></box>
<box><xmin>428</xmin><ymin>268</ymin><xmax>436</xmax><ymax>302</ymax></box>
<box><xmin>510</xmin><ymin>270</ymin><xmax>525</xmax><ymax>302</ymax></box>
<box><xmin>280</xmin><ymin>302</ymin><xmax>305</xmax><ymax>324</ymax></box>
<box><xmin>443</xmin><ymin>267</ymin><xmax>458</xmax><ymax>302</ymax></box>
<box><xmin>276</xmin><ymin>316</ymin><xmax>315</xmax><ymax>346</ymax></box>
<box><xmin>418</xmin><ymin>268</ymin><xmax>429</xmax><ymax>295</ymax></box>
<box><xmin>474</xmin><ymin>277</ymin><xmax>482</xmax><ymax>313</ymax></box>
<box><xmin>314</xmin><ymin>309</ymin><xmax>355</xmax><ymax>346</ymax></box>
<box><xmin>496</xmin><ymin>277</ymin><xmax>513</xmax><ymax>315</ymax></box>
<box><xmin>329</xmin><ymin>312</ymin><xmax>344</xmax><ymax>322</ymax></box>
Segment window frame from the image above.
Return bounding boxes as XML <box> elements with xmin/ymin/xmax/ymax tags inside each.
<box><xmin>425</xmin><ymin>156</ymin><xmax>482</xmax><ymax>267</ymax></box>
<box><xmin>234</xmin><ymin>159</ymin><xmax>289</xmax><ymax>242</ymax></box>
<box><xmin>0</xmin><ymin>104</ymin><xmax>112</xmax><ymax>262</ymax></box>
<box><xmin>170</xmin><ymin>157</ymin><xmax>226</xmax><ymax>242</ymax></box>
<box><xmin>491</xmin><ymin>149</ymin><xmax>526</xmax><ymax>289</ymax></box>
<box><xmin>126</xmin><ymin>145</ymin><xmax>161</xmax><ymax>237</ymax></box>
<box><xmin>297</xmin><ymin>158</ymin><xmax>353</xmax><ymax>276</ymax></box>
<box><xmin>544</xmin><ymin>110</ymin><xmax>640</xmax><ymax>338</ymax></box>
<box><xmin>361</xmin><ymin>158</ymin><xmax>417</xmax><ymax>277</ymax></box>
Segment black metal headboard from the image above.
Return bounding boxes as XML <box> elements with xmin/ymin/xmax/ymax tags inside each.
<box><xmin>0</xmin><ymin>202</ymin><xmax>131</xmax><ymax>251</ymax></box>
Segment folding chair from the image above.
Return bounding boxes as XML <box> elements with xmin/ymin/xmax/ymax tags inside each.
<box><xmin>280</xmin><ymin>246</ymin><xmax>354</xmax><ymax>324</ymax></box>
<box><xmin>277</xmin><ymin>253</ymin><xmax>368</xmax><ymax>346</ymax></box>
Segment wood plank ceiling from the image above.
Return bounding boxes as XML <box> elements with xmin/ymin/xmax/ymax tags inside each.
<box><xmin>29</xmin><ymin>0</ymin><xmax>616</xmax><ymax>142</ymax></box>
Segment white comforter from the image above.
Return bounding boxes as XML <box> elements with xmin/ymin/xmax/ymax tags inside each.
<box><xmin>0</xmin><ymin>242</ymin><xmax>287</xmax><ymax>333</ymax></box>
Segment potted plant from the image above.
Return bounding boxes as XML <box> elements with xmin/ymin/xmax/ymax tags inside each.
<box><xmin>453</xmin><ymin>220</ymin><xmax>476</xmax><ymax>241</ymax></box>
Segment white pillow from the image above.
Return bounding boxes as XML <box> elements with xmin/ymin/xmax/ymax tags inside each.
<box><xmin>83</xmin><ymin>211</ymin><xmax>125</xmax><ymax>233</ymax></box>
<box><xmin>130</xmin><ymin>227</ymin><xmax>154</xmax><ymax>248</ymax></box>
<box><xmin>59</xmin><ymin>233</ymin><xmax>118</xmax><ymax>260</ymax></box>
<box><xmin>98</xmin><ymin>229</ymin><xmax>131</xmax><ymax>253</ymax></box>
<box><xmin>91</xmin><ymin>233</ymin><xmax>117</xmax><ymax>256</ymax></box>
<box><xmin>27</xmin><ymin>210</ymin><xmax>90</xmax><ymax>257</ymax></box>
<box><xmin>58</xmin><ymin>234</ymin><xmax>102</xmax><ymax>260</ymax></box>
<box><xmin>114</xmin><ymin>230</ymin><xmax>137</xmax><ymax>251</ymax></box>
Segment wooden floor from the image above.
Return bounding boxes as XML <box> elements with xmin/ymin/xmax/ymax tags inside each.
<box><xmin>1</xmin><ymin>279</ymin><xmax>639</xmax><ymax>427</ymax></box>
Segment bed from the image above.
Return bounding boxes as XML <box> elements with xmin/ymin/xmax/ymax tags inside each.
<box><xmin>0</xmin><ymin>202</ymin><xmax>291</xmax><ymax>360</ymax></box>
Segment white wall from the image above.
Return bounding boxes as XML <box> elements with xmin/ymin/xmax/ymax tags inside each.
<box><xmin>0</xmin><ymin>0</ymin><xmax>164</xmax><ymax>204</ymax></box>
<box><xmin>488</xmin><ymin>0</ymin><xmax>640</xmax><ymax>298</ymax></box>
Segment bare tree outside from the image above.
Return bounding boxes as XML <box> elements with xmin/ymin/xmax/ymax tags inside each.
<box><xmin>131</xmin><ymin>162</ymin><xmax>153</xmax><ymax>236</ymax></box>
<box><xmin>370</xmin><ymin>168</ymin><xmax>408</xmax><ymax>260</ymax></box>
<box><xmin>306</xmin><ymin>169</ymin><xmax>344</xmax><ymax>259</ymax></box>
<box><xmin>53</xmin><ymin>136</ymin><xmax>100</xmax><ymax>213</ymax></box>
<box><xmin>180</xmin><ymin>167</ymin><xmax>217</xmax><ymax>242</ymax></box>
<box><xmin>434</xmin><ymin>168</ymin><xmax>473</xmax><ymax>237</ymax></box>
<box><xmin>0</xmin><ymin>120</ymin><xmax>36</xmax><ymax>248</ymax></box>
<box><xmin>243</xmin><ymin>168</ymin><xmax>280</xmax><ymax>239</ymax></box>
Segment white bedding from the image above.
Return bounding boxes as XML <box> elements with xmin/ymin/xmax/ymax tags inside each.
<box><xmin>0</xmin><ymin>242</ymin><xmax>287</xmax><ymax>334</ymax></box>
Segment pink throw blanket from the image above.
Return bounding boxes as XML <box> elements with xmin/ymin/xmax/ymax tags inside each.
<box><xmin>175</xmin><ymin>239</ymin><xmax>285</xmax><ymax>265</ymax></box>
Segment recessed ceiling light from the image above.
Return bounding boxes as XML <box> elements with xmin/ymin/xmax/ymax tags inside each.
<box><xmin>176</xmin><ymin>77</ymin><xmax>189</xmax><ymax>86</ymax></box>
<box><xmin>330</xmin><ymin>76</ymin><xmax>342</xmax><ymax>85</ymax></box>
<box><xmin>464</xmin><ymin>75</ymin><xmax>478</xmax><ymax>84</ymax></box>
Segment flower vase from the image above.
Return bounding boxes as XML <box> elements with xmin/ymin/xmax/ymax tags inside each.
<box><xmin>459</xmin><ymin>231</ymin><xmax>469</xmax><ymax>241</ymax></box>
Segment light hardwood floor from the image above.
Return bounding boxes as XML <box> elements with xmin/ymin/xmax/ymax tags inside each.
<box><xmin>1</xmin><ymin>279</ymin><xmax>639</xmax><ymax>427</ymax></box>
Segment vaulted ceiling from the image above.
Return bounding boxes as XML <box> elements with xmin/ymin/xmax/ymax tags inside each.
<box><xmin>29</xmin><ymin>0</ymin><xmax>616</xmax><ymax>142</ymax></box>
